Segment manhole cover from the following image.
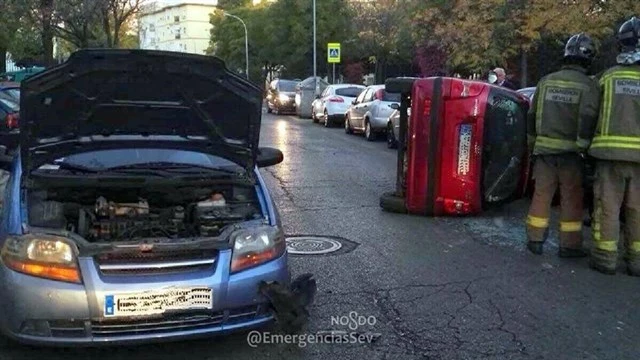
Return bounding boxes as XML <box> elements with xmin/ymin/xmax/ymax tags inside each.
<box><xmin>286</xmin><ymin>236</ymin><xmax>344</xmax><ymax>255</ymax></box>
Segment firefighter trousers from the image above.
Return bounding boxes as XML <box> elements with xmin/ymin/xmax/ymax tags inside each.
<box><xmin>591</xmin><ymin>161</ymin><xmax>640</xmax><ymax>272</ymax></box>
<box><xmin>526</xmin><ymin>154</ymin><xmax>584</xmax><ymax>249</ymax></box>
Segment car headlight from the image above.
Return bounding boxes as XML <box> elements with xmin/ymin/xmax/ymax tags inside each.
<box><xmin>0</xmin><ymin>234</ymin><xmax>81</xmax><ymax>283</ymax></box>
<box><xmin>230</xmin><ymin>226</ymin><xmax>286</xmax><ymax>273</ymax></box>
<box><xmin>278</xmin><ymin>94</ymin><xmax>290</xmax><ymax>103</ymax></box>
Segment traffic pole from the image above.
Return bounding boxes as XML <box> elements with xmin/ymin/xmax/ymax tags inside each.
<box><xmin>313</xmin><ymin>0</ymin><xmax>317</xmax><ymax>94</ymax></box>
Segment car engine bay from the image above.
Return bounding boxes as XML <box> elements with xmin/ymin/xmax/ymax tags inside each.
<box><xmin>27</xmin><ymin>185</ymin><xmax>263</xmax><ymax>242</ymax></box>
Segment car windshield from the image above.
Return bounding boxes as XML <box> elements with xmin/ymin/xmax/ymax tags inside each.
<box><xmin>0</xmin><ymin>94</ymin><xmax>18</xmax><ymax>111</ymax></box>
<box><xmin>2</xmin><ymin>88</ymin><xmax>19</xmax><ymax>100</ymax></box>
<box><xmin>335</xmin><ymin>87</ymin><xmax>364</xmax><ymax>98</ymax></box>
<box><xmin>37</xmin><ymin>149</ymin><xmax>243</xmax><ymax>172</ymax></box>
<box><xmin>382</xmin><ymin>91</ymin><xmax>401</xmax><ymax>102</ymax></box>
<box><xmin>278</xmin><ymin>81</ymin><xmax>298</xmax><ymax>92</ymax></box>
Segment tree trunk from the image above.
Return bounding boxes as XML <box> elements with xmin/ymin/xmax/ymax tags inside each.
<box><xmin>0</xmin><ymin>48</ymin><xmax>6</xmax><ymax>73</ymax></box>
<box><xmin>520</xmin><ymin>47</ymin><xmax>528</xmax><ymax>88</ymax></box>
<box><xmin>41</xmin><ymin>0</ymin><xmax>55</xmax><ymax>67</ymax></box>
<box><xmin>102</xmin><ymin>11</ymin><xmax>113</xmax><ymax>47</ymax></box>
<box><xmin>42</xmin><ymin>24</ymin><xmax>55</xmax><ymax>66</ymax></box>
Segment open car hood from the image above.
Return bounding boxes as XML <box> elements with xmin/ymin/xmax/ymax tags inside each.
<box><xmin>19</xmin><ymin>49</ymin><xmax>263</xmax><ymax>174</ymax></box>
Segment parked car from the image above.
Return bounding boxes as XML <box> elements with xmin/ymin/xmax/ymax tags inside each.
<box><xmin>295</xmin><ymin>76</ymin><xmax>329</xmax><ymax>119</ymax></box>
<box><xmin>0</xmin><ymin>66</ymin><xmax>45</xmax><ymax>83</ymax></box>
<box><xmin>0</xmin><ymin>82</ymin><xmax>20</xmax><ymax>101</ymax></box>
<box><xmin>311</xmin><ymin>84</ymin><xmax>365</xmax><ymax>127</ymax></box>
<box><xmin>386</xmin><ymin>105</ymin><xmax>411</xmax><ymax>149</ymax></box>
<box><xmin>0</xmin><ymin>49</ymin><xmax>291</xmax><ymax>346</ymax></box>
<box><xmin>517</xmin><ymin>87</ymin><xmax>536</xmax><ymax>102</ymax></box>
<box><xmin>344</xmin><ymin>84</ymin><xmax>401</xmax><ymax>141</ymax></box>
<box><xmin>266</xmin><ymin>78</ymin><xmax>299</xmax><ymax>115</ymax></box>
<box><xmin>0</xmin><ymin>92</ymin><xmax>19</xmax><ymax>151</ymax></box>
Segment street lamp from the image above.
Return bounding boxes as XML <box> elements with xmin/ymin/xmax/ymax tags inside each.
<box><xmin>313</xmin><ymin>0</ymin><xmax>317</xmax><ymax>94</ymax></box>
<box><xmin>220</xmin><ymin>10</ymin><xmax>249</xmax><ymax>80</ymax></box>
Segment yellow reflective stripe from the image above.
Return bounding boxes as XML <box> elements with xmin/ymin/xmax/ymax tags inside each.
<box><xmin>594</xmin><ymin>240</ymin><xmax>617</xmax><ymax>252</ymax></box>
<box><xmin>602</xmin><ymin>77</ymin><xmax>612</xmax><ymax>135</ymax></box>
<box><xmin>535</xmin><ymin>84</ymin><xmax>547</xmax><ymax>135</ymax></box>
<box><xmin>629</xmin><ymin>242</ymin><xmax>640</xmax><ymax>253</ymax></box>
<box><xmin>536</xmin><ymin>136</ymin><xmax>579</xmax><ymax>151</ymax></box>
<box><xmin>591</xmin><ymin>142</ymin><xmax>640</xmax><ymax>150</ymax></box>
<box><xmin>576</xmin><ymin>138</ymin><xmax>590</xmax><ymax>149</ymax></box>
<box><xmin>560</xmin><ymin>221</ymin><xmax>582</xmax><ymax>232</ymax></box>
<box><xmin>527</xmin><ymin>215</ymin><xmax>549</xmax><ymax>228</ymax></box>
<box><xmin>601</xmin><ymin>71</ymin><xmax>640</xmax><ymax>81</ymax></box>
<box><xmin>593</xmin><ymin>136</ymin><xmax>640</xmax><ymax>143</ymax></box>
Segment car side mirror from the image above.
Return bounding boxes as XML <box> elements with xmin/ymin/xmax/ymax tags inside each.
<box><xmin>352</xmin><ymin>100</ymin><xmax>357</xmax><ymax>105</ymax></box>
<box><xmin>389</xmin><ymin>103</ymin><xmax>400</xmax><ymax>110</ymax></box>
<box><xmin>257</xmin><ymin>147</ymin><xmax>284</xmax><ymax>168</ymax></box>
<box><xmin>315</xmin><ymin>94</ymin><xmax>321</xmax><ymax>99</ymax></box>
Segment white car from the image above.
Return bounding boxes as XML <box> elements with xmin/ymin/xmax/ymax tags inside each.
<box><xmin>344</xmin><ymin>84</ymin><xmax>401</xmax><ymax>141</ymax></box>
<box><xmin>311</xmin><ymin>84</ymin><xmax>366</xmax><ymax>127</ymax></box>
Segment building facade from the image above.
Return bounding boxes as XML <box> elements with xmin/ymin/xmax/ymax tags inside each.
<box><xmin>139</xmin><ymin>1</ymin><xmax>218</xmax><ymax>55</ymax></box>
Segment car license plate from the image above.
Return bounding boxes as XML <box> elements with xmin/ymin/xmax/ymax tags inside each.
<box><xmin>104</xmin><ymin>287</ymin><xmax>213</xmax><ymax>317</ymax></box>
<box><xmin>457</xmin><ymin>124</ymin><xmax>472</xmax><ymax>175</ymax></box>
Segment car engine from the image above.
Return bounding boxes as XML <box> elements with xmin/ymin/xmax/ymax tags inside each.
<box><xmin>27</xmin><ymin>185</ymin><xmax>262</xmax><ymax>242</ymax></box>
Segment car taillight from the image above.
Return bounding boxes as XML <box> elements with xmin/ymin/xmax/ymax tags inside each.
<box><xmin>423</xmin><ymin>98</ymin><xmax>432</xmax><ymax>117</ymax></box>
<box><xmin>328</xmin><ymin>96</ymin><xmax>344</xmax><ymax>103</ymax></box>
<box><xmin>5</xmin><ymin>113</ymin><xmax>18</xmax><ymax>129</ymax></box>
<box><xmin>450</xmin><ymin>80</ymin><xmax>483</xmax><ymax>99</ymax></box>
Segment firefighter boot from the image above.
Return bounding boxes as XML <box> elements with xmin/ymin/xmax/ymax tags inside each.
<box><xmin>589</xmin><ymin>248</ymin><xmax>617</xmax><ymax>275</ymax></box>
<box><xmin>626</xmin><ymin>251</ymin><xmax>640</xmax><ymax>277</ymax></box>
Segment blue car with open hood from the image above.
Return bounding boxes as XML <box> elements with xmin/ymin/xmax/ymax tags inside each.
<box><xmin>0</xmin><ymin>49</ymin><xmax>291</xmax><ymax>346</ymax></box>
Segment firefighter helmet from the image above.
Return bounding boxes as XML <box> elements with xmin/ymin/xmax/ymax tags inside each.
<box><xmin>618</xmin><ymin>16</ymin><xmax>640</xmax><ymax>51</ymax></box>
<box><xmin>564</xmin><ymin>33</ymin><xmax>597</xmax><ymax>61</ymax></box>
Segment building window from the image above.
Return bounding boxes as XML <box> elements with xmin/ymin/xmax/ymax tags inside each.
<box><xmin>175</xmin><ymin>32</ymin><xmax>181</xmax><ymax>39</ymax></box>
<box><xmin>174</xmin><ymin>15</ymin><xmax>180</xmax><ymax>22</ymax></box>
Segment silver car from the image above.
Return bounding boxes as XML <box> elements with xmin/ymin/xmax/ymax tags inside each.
<box><xmin>311</xmin><ymin>84</ymin><xmax>365</xmax><ymax>127</ymax></box>
<box><xmin>344</xmin><ymin>85</ymin><xmax>401</xmax><ymax>141</ymax></box>
<box><xmin>386</xmin><ymin>106</ymin><xmax>411</xmax><ymax>149</ymax></box>
<box><xmin>0</xmin><ymin>49</ymin><xmax>295</xmax><ymax>346</ymax></box>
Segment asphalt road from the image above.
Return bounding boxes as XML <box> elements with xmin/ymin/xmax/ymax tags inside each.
<box><xmin>1</xmin><ymin>113</ymin><xmax>639</xmax><ymax>360</ymax></box>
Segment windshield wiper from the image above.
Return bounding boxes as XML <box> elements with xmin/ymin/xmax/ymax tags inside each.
<box><xmin>109</xmin><ymin>162</ymin><xmax>241</xmax><ymax>176</ymax></box>
<box><xmin>51</xmin><ymin>162</ymin><xmax>101</xmax><ymax>173</ymax></box>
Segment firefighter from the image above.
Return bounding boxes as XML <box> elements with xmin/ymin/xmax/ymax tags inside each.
<box><xmin>589</xmin><ymin>17</ymin><xmax>640</xmax><ymax>276</ymax></box>
<box><xmin>526</xmin><ymin>33</ymin><xmax>600</xmax><ymax>257</ymax></box>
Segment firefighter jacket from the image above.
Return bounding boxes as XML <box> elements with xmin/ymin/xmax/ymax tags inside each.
<box><xmin>588</xmin><ymin>64</ymin><xmax>640</xmax><ymax>163</ymax></box>
<box><xmin>527</xmin><ymin>65</ymin><xmax>600</xmax><ymax>155</ymax></box>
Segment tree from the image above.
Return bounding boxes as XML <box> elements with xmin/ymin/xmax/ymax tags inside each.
<box><xmin>100</xmin><ymin>0</ymin><xmax>145</xmax><ymax>48</ymax></box>
<box><xmin>208</xmin><ymin>0</ymin><xmax>353</xmax><ymax>81</ymax></box>
<box><xmin>349</xmin><ymin>0</ymin><xmax>413</xmax><ymax>82</ymax></box>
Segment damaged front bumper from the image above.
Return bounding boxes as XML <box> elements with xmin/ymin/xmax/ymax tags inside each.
<box><xmin>0</xmin><ymin>250</ymin><xmax>289</xmax><ymax>346</ymax></box>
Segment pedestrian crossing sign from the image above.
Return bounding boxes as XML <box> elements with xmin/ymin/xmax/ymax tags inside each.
<box><xmin>328</xmin><ymin>43</ymin><xmax>341</xmax><ymax>64</ymax></box>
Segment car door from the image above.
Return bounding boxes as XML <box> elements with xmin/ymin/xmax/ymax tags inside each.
<box><xmin>356</xmin><ymin>88</ymin><xmax>375</xmax><ymax>129</ymax></box>
<box><xmin>349</xmin><ymin>89</ymin><xmax>368</xmax><ymax>126</ymax></box>
<box><xmin>316</xmin><ymin>87</ymin><xmax>331</xmax><ymax>117</ymax></box>
<box><xmin>373</xmin><ymin>89</ymin><xmax>400</xmax><ymax>129</ymax></box>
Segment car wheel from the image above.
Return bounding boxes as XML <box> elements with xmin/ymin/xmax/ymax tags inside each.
<box><xmin>323</xmin><ymin>110</ymin><xmax>330</xmax><ymax>127</ymax></box>
<box><xmin>267</xmin><ymin>106</ymin><xmax>272</xmax><ymax>114</ymax></box>
<box><xmin>345</xmin><ymin>115</ymin><xmax>353</xmax><ymax>134</ymax></box>
<box><xmin>273</xmin><ymin>106</ymin><xmax>279</xmax><ymax>116</ymax></box>
<box><xmin>312</xmin><ymin>110</ymin><xmax>319</xmax><ymax>123</ymax></box>
<box><xmin>387</xmin><ymin>123</ymin><xmax>397</xmax><ymax>149</ymax></box>
<box><xmin>365</xmin><ymin>121</ymin><xmax>374</xmax><ymax>141</ymax></box>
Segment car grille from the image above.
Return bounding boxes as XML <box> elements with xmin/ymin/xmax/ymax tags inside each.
<box><xmin>90</xmin><ymin>305</ymin><xmax>268</xmax><ymax>337</ymax></box>
<box><xmin>95</xmin><ymin>249</ymin><xmax>218</xmax><ymax>275</ymax></box>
